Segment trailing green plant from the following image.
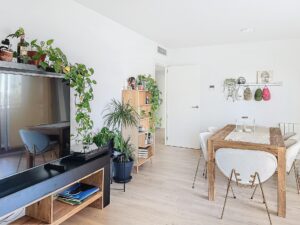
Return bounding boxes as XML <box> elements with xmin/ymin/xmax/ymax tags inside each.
<box><xmin>103</xmin><ymin>99</ymin><xmax>139</xmax><ymax>130</ymax></box>
<box><xmin>93</xmin><ymin>127</ymin><xmax>114</xmax><ymax>147</ymax></box>
<box><xmin>136</xmin><ymin>75</ymin><xmax>162</xmax><ymax>131</ymax></box>
<box><xmin>64</xmin><ymin>63</ymin><xmax>96</xmax><ymax>145</ymax></box>
<box><xmin>113</xmin><ymin>131</ymin><xmax>134</xmax><ymax>162</ymax></box>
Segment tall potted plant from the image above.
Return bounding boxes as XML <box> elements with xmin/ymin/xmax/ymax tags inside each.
<box><xmin>103</xmin><ymin>99</ymin><xmax>139</xmax><ymax>182</ymax></box>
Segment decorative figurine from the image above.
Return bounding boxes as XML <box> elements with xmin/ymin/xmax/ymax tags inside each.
<box><xmin>127</xmin><ymin>77</ymin><xmax>136</xmax><ymax>90</ymax></box>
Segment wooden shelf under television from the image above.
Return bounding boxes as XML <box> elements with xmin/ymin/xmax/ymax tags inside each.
<box><xmin>11</xmin><ymin>169</ymin><xmax>104</xmax><ymax>225</ymax></box>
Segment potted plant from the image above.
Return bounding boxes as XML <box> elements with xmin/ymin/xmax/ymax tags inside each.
<box><xmin>137</xmin><ymin>75</ymin><xmax>145</xmax><ymax>90</ymax></box>
<box><xmin>112</xmin><ymin>131</ymin><xmax>135</xmax><ymax>182</ymax></box>
<box><xmin>27</xmin><ymin>39</ymin><xmax>52</xmax><ymax>66</ymax></box>
<box><xmin>103</xmin><ymin>99</ymin><xmax>139</xmax><ymax>182</ymax></box>
<box><xmin>93</xmin><ymin>127</ymin><xmax>114</xmax><ymax>149</ymax></box>
<box><xmin>0</xmin><ymin>38</ymin><xmax>13</xmax><ymax>62</ymax></box>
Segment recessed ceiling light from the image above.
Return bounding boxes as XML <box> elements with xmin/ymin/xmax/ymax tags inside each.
<box><xmin>240</xmin><ymin>28</ymin><xmax>254</xmax><ymax>33</ymax></box>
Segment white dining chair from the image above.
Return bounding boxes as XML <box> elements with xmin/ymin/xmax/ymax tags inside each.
<box><xmin>208</xmin><ymin>126</ymin><xmax>219</xmax><ymax>133</ymax></box>
<box><xmin>286</xmin><ymin>141</ymin><xmax>300</xmax><ymax>193</ymax></box>
<box><xmin>216</xmin><ymin>148</ymin><xmax>277</xmax><ymax>225</ymax></box>
<box><xmin>192</xmin><ymin>132</ymin><xmax>211</xmax><ymax>189</ymax></box>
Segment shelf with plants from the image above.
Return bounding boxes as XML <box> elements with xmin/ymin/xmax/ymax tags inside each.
<box><xmin>122</xmin><ymin>89</ymin><xmax>156</xmax><ymax>173</ymax></box>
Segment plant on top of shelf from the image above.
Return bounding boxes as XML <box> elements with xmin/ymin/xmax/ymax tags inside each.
<box><xmin>136</xmin><ymin>74</ymin><xmax>162</xmax><ymax>132</ymax></box>
<box><xmin>7</xmin><ymin>27</ymin><xmax>26</xmax><ymax>39</ymax></box>
<box><xmin>103</xmin><ymin>99</ymin><xmax>139</xmax><ymax>130</ymax></box>
<box><xmin>0</xmin><ymin>27</ymin><xmax>27</xmax><ymax>62</ymax></box>
<box><xmin>93</xmin><ymin>127</ymin><xmax>115</xmax><ymax>147</ymax></box>
<box><xmin>1</xmin><ymin>27</ymin><xmax>97</xmax><ymax>146</ymax></box>
<box><xmin>27</xmin><ymin>39</ymin><xmax>53</xmax><ymax>65</ymax></box>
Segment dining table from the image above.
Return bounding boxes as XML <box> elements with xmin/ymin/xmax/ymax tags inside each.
<box><xmin>207</xmin><ymin>124</ymin><xmax>286</xmax><ymax>217</ymax></box>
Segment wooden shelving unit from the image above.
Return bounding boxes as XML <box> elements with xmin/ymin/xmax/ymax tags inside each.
<box><xmin>122</xmin><ymin>90</ymin><xmax>155</xmax><ymax>173</ymax></box>
<box><xmin>11</xmin><ymin>169</ymin><xmax>104</xmax><ymax>225</ymax></box>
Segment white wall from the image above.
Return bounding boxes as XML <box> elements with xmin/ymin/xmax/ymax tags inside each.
<box><xmin>0</xmin><ymin>0</ymin><xmax>167</xmax><ymax>136</ymax></box>
<box><xmin>167</xmin><ymin>39</ymin><xmax>300</xmax><ymax>133</ymax></box>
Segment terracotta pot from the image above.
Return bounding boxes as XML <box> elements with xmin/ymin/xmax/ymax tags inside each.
<box><xmin>138</xmin><ymin>85</ymin><xmax>144</xmax><ymax>90</ymax></box>
<box><xmin>0</xmin><ymin>49</ymin><xmax>13</xmax><ymax>62</ymax></box>
<box><xmin>27</xmin><ymin>51</ymin><xmax>46</xmax><ymax>65</ymax></box>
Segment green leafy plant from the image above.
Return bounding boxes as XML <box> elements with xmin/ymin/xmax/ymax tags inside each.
<box><xmin>136</xmin><ymin>75</ymin><xmax>162</xmax><ymax>131</ymax></box>
<box><xmin>7</xmin><ymin>27</ymin><xmax>25</xmax><ymax>39</ymax></box>
<box><xmin>93</xmin><ymin>127</ymin><xmax>114</xmax><ymax>147</ymax></box>
<box><xmin>64</xmin><ymin>63</ymin><xmax>96</xmax><ymax>145</ymax></box>
<box><xmin>103</xmin><ymin>99</ymin><xmax>139</xmax><ymax>130</ymax></box>
<box><xmin>29</xmin><ymin>39</ymin><xmax>53</xmax><ymax>61</ymax></box>
<box><xmin>113</xmin><ymin>131</ymin><xmax>134</xmax><ymax>162</ymax></box>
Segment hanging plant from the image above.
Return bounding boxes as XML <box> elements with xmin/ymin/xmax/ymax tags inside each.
<box><xmin>136</xmin><ymin>75</ymin><xmax>162</xmax><ymax>132</ymax></box>
<box><xmin>64</xmin><ymin>64</ymin><xmax>96</xmax><ymax>145</ymax></box>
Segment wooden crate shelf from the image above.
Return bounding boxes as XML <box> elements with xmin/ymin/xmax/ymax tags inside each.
<box><xmin>122</xmin><ymin>89</ymin><xmax>155</xmax><ymax>173</ymax></box>
<box><xmin>11</xmin><ymin>169</ymin><xmax>104</xmax><ymax>225</ymax></box>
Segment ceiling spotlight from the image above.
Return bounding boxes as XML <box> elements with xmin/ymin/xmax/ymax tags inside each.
<box><xmin>240</xmin><ymin>28</ymin><xmax>254</xmax><ymax>33</ymax></box>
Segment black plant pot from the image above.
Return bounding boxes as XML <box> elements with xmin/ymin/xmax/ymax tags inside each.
<box><xmin>113</xmin><ymin>159</ymin><xmax>133</xmax><ymax>183</ymax></box>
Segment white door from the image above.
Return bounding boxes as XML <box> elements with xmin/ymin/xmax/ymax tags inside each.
<box><xmin>166</xmin><ymin>65</ymin><xmax>214</xmax><ymax>149</ymax></box>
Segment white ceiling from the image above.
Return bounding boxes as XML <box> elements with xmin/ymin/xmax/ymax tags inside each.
<box><xmin>74</xmin><ymin>0</ymin><xmax>300</xmax><ymax>49</ymax></box>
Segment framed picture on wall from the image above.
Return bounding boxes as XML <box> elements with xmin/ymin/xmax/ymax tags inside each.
<box><xmin>257</xmin><ymin>71</ymin><xmax>273</xmax><ymax>84</ymax></box>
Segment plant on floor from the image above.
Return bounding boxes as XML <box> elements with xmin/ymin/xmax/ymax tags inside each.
<box><xmin>93</xmin><ymin>127</ymin><xmax>115</xmax><ymax>147</ymax></box>
<box><xmin>136</xmin><ymin>74</ymin><xmax>162</xmax><ymax>131</ymax></box>
<box><xmin>103</xmin><ymin>99</ymin><xmax>139</xmax><ymax>130</ymax></box>
<box><xmin>113</xmin><ymin>131</ymin><xmax>134</xmax><ymax>162</ymax></box>
<box><xmin>111</xmin><ymin>131</ymin><xmax>135</xmax><ymax>182</ymax></box>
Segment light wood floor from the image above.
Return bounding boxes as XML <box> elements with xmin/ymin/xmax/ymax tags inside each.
<box><xmin>62</xmin><ymin>129</ymin><xmax>300</xmax><ymax>225</ymax></box>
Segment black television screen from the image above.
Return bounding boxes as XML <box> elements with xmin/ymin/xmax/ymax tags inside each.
<box><xmin>0</xmin><ymin>73</ymin><xmax>70</xmax><ymax>179</ymax></box>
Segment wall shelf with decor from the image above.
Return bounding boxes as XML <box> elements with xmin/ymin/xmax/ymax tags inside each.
<box><xmin>122</xmin><ymin>90</ymin><xmax>155</xmax><ymax>173</ymax></box>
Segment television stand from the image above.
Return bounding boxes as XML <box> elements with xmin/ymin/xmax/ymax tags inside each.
<box><xmin>11</xmin><ymin>169</ymin><xmax>104</xmax><ymax>225</ymax></box>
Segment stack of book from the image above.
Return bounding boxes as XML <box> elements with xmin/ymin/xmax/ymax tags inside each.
<box><xmin>57</xmin><ymin>183</ymin><xmax>100</xmax><ymax>205</ymax></box>
<box><xmin>138</xmin><ymin>148</ymin><xmax>149</xmax><ymax>158</ymax></box>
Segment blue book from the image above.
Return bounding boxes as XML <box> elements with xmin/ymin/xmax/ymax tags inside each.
<box><xmin>58</xmin><ymin>183</ymin><xmax>100</xmax><ymax>201</ymax></box>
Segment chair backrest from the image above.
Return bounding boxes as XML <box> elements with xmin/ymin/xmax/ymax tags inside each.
<box><xmin>199</xmin><ymin>132</ymin><xmax>212</xmax><ymax>161</ymax></box>
<box><xmin>19</xmin><ymin>129</ymin><xmax>50</xmax><ymax>154</ymax></box>
<box><xmin>208</xmin><ymin>126</ymin><xmax>218</xmax><ymax>133</ymax></box>
<box><xmin>216</xmin><ymin>148</ymin><xmax>277</xmax><ymax>185</ymax></box>
<box><xmin>286</xmin><ymin>141</ymin><xmax>300</xmax><ymax>172</ymax></box>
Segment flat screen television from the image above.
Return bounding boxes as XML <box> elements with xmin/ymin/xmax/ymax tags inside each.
<box><xmin>0</xmin><ymin>73</ymin><xmax>70</xmax><ymax>179</ymax></box>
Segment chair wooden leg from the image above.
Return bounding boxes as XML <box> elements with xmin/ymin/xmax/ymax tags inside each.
<box><xmin>293</xmin><ymin>161</ymin><xmax>300</xmax><ymax>194</ymax></box>
<box><xmin>220</xmin><ymin>169</ymin><xmax>234</xmax><ymax>219</ymax></box>
<box><xmin>256</xmin><ymin>173</ymin><xmax>272</xmax><ymax>225</ymax></box>
<box><xmin>192</xmin><ymin>155</ymin><xmax>201</xmax><ymax>189</ymax></box>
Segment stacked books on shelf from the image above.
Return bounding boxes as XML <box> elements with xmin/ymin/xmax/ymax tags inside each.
<box><xmin>57</xmin><ymin>183</ymin><xmax>100</xmax><ymax>205</ymax></box>
<box><xmin>144</xmin><ymin>132</ymin><xmax>153</xmax><ymax>145</ymax></box>
<box><xmin>138</xmin><ymin>148</ymin><xmax>149</xmax><ymax>158</ymax></box>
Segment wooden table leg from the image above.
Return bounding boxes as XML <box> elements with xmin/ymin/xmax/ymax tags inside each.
<box><xmin>208</xmin><ymin>139</ymin><xmax>215</xmax><ymax>201</ymax></box>
<box><xmin>277</xmin><ymin>147</ymin><xmax>286</xmax><ymax>217</ymax></box>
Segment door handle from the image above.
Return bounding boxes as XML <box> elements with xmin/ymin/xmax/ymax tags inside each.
<box><xmin>191</xmin><ymin>105</ymin><xmax>199</xmax><ymax>109</ymax></box>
